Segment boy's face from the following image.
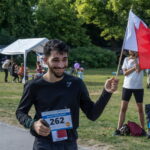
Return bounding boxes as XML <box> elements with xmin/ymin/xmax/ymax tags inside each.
<box><xmin>129</xmin><ymin>50</ymin><xmax>138</xmax><ymax>57</ymax></box>
<box><xmin>45</xmin><ymin>50</ymin><xmax>68</xmax><ymax>78</ymax></box>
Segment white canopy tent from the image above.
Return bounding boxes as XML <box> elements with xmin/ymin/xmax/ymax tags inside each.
<box><xmin>0</xmin><ymin>38</ymin><xmax>49</xmax><ymax>83</ymax></box>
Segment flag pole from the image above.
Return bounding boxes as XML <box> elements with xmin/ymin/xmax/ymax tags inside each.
<box><xmin>115</xmin><ymin>47</ymin><xmax>124</xmax><ymax>77</ymax></box>
<box><xmin>116</xmin><ymin>9</ymin><xmax>131</xmax><ymax>77</ymax></box>
<box><xmin>115</xmin><ymin>40</ymin><xmax>126</xmax><ymax>77</ymax></box>
<box><xmin>116</xmin><ymin>22</ymin><xmax>129</xmax><ymax>77</ymax></box>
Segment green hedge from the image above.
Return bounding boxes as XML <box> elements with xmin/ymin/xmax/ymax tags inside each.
<box><xmin>69</xmin><ymin>46</ymin><xmax>117</xmax><ymax>68</ymax></box>
<box><xmin>14</xmin><ymin>46</ymin><xmax>117</xmax><ymax>69</ymax></box>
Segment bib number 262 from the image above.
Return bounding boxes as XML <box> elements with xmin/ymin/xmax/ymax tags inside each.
<box><xmin>50</xmin><ymin>117</ymin><xmax>64</xmax><ymax>125</ymax></box>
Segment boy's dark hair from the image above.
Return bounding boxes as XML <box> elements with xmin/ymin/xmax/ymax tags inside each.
<box><xmin>44</xmin><ymin>39</ymin><xmax>69</xmax><ymax>57</ymax></box>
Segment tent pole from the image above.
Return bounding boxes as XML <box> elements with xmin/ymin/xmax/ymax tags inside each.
<box><xmin>10</xmin><ymin>55</ymin><xmax>13</xmax><ymax>82</ymax></box>
<box><xmin>23</xmin><ymin>52</ymin><xmax>27</xmax><ymax>84</ymax></box>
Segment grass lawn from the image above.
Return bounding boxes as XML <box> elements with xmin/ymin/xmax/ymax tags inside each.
<box><xmin>0</xmin><ymin>68</ymin><xmax>150</xmax><ymax>149</ymax></box>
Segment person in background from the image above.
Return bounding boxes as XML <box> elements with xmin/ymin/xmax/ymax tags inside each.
<box><xmin>16</xmin><ymin>39</ymin><xmax>119</xmax><ymax>150</ymax></box>
<box><xmin>77</xmin><ymin>67</ymin><xmax>84</xmax><ymax>80</ymax></box>
<box><xmin>35</xmin><ymin>61</ymin><xmax>44</xmax><ymax>79</ymax></box>
<box><xmin>18</xmin><ymin>63</ymin><xmax>29</xmax><ymax>82</ymax></box>
<box><xmin>18</xmin><ymin>63</ymin><xmax>24</xmax><ymax>82</ymax></box>
<box><xmin>114</xmin><ymin>50</ymin><xmax>146</xmax><ymax>136</ymax></box>
<box><xmin>2</xmin><ymin>59</ymin><xmax>11</xmax><ymax>82</ymax></box>
<box><xmin>11</xmin><ymin>62</ymin><xmax>19</xmax><ymax>82</ymax></box>
<box><xmin>0</xmin><ymin>58</ymin><xmax>4</xmax><ymax>72</ymax></box>
<box><xmin>73</xmin><ymin>61</ymin><xmax>80</xmax><ymax>76</ymax></box>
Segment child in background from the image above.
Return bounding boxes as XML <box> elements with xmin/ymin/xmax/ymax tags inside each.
<box><xmin>11</xmin><ymin>62</ymin><xmax>19</xmax><ymax>82</ymax></box>
<box><xmin>77</xmin><ymin>67</ymin><xmax>84</xmax><ymax>80</ymax></box>
<box><xmin>114</xmin><ymin>50</ymin><xmax>146</xmax><ymax>136</ymax></box>
<box><xmin>74</xmin><ymin>61</ymin><xmax>80</xmax><ymax>76</ymax></box>
<box><xmin>18</xmin><ymin>63</ymin><xmax>29</xmax><ymax>82</ymax></box>
<box><xmin>18</xmin><ymin>63</ymin><xmax>24</xmax><ymax>82</ymax></box>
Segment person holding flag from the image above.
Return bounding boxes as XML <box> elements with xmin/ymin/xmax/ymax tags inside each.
<box><xmin>114</xmin><ymin>10</ymin><xmax>150</xmax><ymax>136</ymax></box>
<box><xmin>123</xmin><ymin>10</ymin><xmax>150</xmax><ymax>70</ymax></box>
<box><xmin>114</xmin><ymin>50</ymin><xmax>146</xmax><ymax>136</ymax></box>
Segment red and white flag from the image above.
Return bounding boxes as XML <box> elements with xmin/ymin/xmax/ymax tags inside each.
<box><xmin>123</xmin><ymin>10</ymin><xmax>150</xmax><ymax>69</ymax></box>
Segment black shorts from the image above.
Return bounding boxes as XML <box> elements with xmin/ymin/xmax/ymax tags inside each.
<box><xmin>122</xmin><ymin>88</ymin><xmax>144</xmax><ymax>103</ymax></box>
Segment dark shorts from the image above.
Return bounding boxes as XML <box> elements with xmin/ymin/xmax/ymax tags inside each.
<box><xmin>33</xmin><ymin>137</ymin><xmax>78</xmax><ymax>150</ymax></box>
<box><xmin>122</xmin><ymin>88</ymin><xmax>144</xmax><ymax>103</ymax></box>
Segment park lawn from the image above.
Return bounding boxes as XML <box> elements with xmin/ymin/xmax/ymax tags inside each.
<box><xmin>0</xmin><ymin>69</ymin><xmax>150</xmax><ymax>150</ymax></box>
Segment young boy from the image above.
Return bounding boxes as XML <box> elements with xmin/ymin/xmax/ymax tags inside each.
<box><xmin>114</xmin><ymin>50</ymin><xmax>146</xmax><ymax>136</ymax></box>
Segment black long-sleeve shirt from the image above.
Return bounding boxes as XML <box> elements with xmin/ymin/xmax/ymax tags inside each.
<box><xmin>16</xmin><ymin>73</ymin><xmax>112</xmax><ymax>141</ymax></box>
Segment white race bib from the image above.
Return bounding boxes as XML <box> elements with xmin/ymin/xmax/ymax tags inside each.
<box><xmin>41</xmin><ymin>108</ymin><xmax>73</xmax><ymax>131</ymax></box>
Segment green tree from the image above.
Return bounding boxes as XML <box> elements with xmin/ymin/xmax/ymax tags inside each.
<box><xmin>0</xmin><ymin>0</ymin><xmax>35</xmax><ymax>45</ymax></box>
<box><xmin>10</xmin><ymin>0</ymin><xmax>35</xmax><ymax>38</ymax></box>
<box><xmin>75</xmin><ymin>0</ymin><xmax>150</xmax><ymax>48</ymax></box>
<box><xmin>34</xmin><ymin>0</ymin><xmax>91</xmax><ymax>47</ymax></box>
<box><xmin>0</xmin><ymin>0</ymin><xmax>15</xmax><ymax>44</ymax></box>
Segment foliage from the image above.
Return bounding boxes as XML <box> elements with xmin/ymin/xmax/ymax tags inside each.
<box><xmin>34</xmin><ymin>0</ymin><xmax>91</xmax><ymax>47</ymax></box>
<box><xmin>75</xmin><ymin>0</ymin><xmax>150</xmax><ymax>44</ymax></box>
<box><xmin>12</xmin><ymin>52</ymin><xmax>36</xmax><ymax>68</ymax></box>
<box><xmin>0</xmin><ymin>0</ymin><xmax>35</xmax><ymax>45</ymax></box>
<box><xmin>0</xmin><ymin>29</ymin><xmax>15</xmax><ymax>45</ymax></box>
<box><xmin>1</xmin><ymin>0</ymin><xmax>150</xmax><ymax>49</ymax></box>
<box><xmin>27</xmin><ymin>51</ymin><xmax>37</xmax><ymax>68</ymax></box>
<box><xmin>69</xmin><ymin>46</ymin><xmax>117</xmax><ymax>68</ymax></box>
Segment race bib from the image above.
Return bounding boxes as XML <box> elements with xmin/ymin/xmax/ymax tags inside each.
<box><xmin>41</xmin><ymin>108</ymin><xmax>73</xmax><ymax>131</ymax></box>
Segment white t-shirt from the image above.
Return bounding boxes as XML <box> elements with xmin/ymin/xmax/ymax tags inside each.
<box><xmin>2</xmin><ymin>59</ymin><xmax>10</xmax><ymax>69</ymax></box>
<box><xmin>122</xmin><ymin>57</ymin><xmax>143</xmax><ymax>89</ymax></box>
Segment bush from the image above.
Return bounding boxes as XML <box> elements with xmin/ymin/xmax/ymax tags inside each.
<box><xmin>69</xmin><ymin>46</ymin><xmax>117</xmax><ymax>68</ymax></box>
